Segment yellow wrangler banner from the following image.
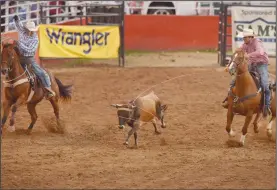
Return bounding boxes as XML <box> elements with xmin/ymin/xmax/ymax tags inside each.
<box><xmin>39</xmin><ymin>24</ymin><xmax>120</xmax><ymax>59</ymax></box>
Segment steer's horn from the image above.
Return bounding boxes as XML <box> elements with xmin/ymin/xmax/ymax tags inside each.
<box><xmin>110</xmin><ymin>104</ymin><xmax>118</xmax><ymax>108</ymax></box>
<box><xmin>111</xmin><ymin>104</ymin><xmax>124</xmax><ymax>108</ymax></box>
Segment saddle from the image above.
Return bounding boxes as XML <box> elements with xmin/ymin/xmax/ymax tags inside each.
<box><xmin>249</xmin><ymin>71</ymin><xmax>261</xmax><ymax>89</ymax></box>
<box><xmin>22</xmin><ymin>63</ymin><xmax>40</xmax><ymax>90</ymax></box>
<box><xmin>249</xmin><ymin>68</ymin><xmax>275</xmax><ymax>109</ymax></box>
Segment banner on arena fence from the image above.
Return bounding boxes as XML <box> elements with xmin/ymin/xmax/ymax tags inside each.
<box><xmin>231</xmin><ymin>6</ymin><xmax>276</xmax><ymax>56</ymax></box>
<box><xmin>39</xmin><ymin>24</ymin><xmax>120</xmax><ymax>59</ymax></box>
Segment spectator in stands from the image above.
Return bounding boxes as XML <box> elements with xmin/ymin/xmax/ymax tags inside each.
<box><xmin>31</xmin><ymin>3</ymin><xmax>38</xmax><ymax>19</ymax></box>
<box><xmin>49</xmin><ymin>1</ymin><xmax>65</xmax><ymax>23</ymax></box>
<box><xmin>8</xmin><ymin>1</ymin><xmax>16</xmax><ymax>30</ymax></box>
<box><xmin>67</xmin><ymin>1</ymin><xmax>83</xmax><ymax>18</ymax></box>
<box><xmin>1</xmin><ymin>0</ymin><xmax>6</xmax><ymax>32</ymax></box>
<box><xmin>7</xmin><ymin>1</ymin><xmax>27</xmax><ymax>30</ymax></box>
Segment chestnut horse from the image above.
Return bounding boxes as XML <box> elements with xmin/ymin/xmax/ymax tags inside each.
<box><xmin>224</xmin><ymin>50</ymin><xmax>276</xmax><ymax>146</ymax></box>
<box><xmin>1</xmin><ymin>42</ymin><xmax>73</xmax><ymax>134</ymax></box>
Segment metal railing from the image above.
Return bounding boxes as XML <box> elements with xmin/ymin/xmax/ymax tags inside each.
<box><xmin>1</xmin><ymin>1</ymin><xmax>275</xmax><ymax>33</ymax></box>
<box><xmin>1</xmin><ymin>1</ymin><xmax>122</xmax><ymax>33</ymax></box>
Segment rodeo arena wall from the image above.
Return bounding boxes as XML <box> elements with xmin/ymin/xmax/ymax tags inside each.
<box><xmin>1</xmin><ymin>1</ymin><xmax>275</xmax><ymax>66</ymax></box>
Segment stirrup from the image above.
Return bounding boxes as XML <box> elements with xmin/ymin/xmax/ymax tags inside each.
<box><xmin>45</xmin><ymin>92</ymin><xmax>54</xmax><ymax>100</ymax></box>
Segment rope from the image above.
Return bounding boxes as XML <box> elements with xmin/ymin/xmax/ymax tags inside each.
<box><xmin>126</xmin><ymin>74</ymin><xmax>188</xmax><ymax>119</ymax></box>
<box><xmin>3</xmin><ymin>69</ymin><xmax>27</xmax><ymax>83</ymax></box>
<box><xmin>133</xmin><ymin>74</ymin><xmax>187</xmax><ymax>102</ymax></box>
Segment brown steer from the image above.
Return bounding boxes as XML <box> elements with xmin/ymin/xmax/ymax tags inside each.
<box><xmin>111</xmin><ymin>91</ymin><xmax>168</xmax><ymax>147</ymax></box>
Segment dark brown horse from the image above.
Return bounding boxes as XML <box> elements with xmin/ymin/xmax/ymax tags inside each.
<box><xmin>224</xmin><ymin>50</ymin><xmax>276</xmax><ymax>146</ymax></box>
<box><xmin>1</xmin><ymin>42</ymin><xmax>72</xmax><ymax>134</ymax></box>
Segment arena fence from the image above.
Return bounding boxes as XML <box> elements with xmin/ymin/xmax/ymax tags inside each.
<box><xmin>39</xmin><ymin>2</ymin><xmax>125</xmax><ymax>67</ymax></box>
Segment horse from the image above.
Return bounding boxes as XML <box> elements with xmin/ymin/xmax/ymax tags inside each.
<box><xmin>111</xmin><ymin>91</ymin><xmax>168</xmax><ymax>147</ymax></box>
<box><xmin>224</xmin><ymin>50</ymin><xmax>276</xmax><ymax>146</ymax></box>
<box><xmin>1</xmin><ymin>41</ymin><xmax>73</xmax><ymax>135</ymax></box>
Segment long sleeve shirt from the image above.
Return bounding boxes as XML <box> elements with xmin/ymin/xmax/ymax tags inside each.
<box><xmin>14</xmin><ymin>18</ymin><xmax>39</xmax><ymax>57</ymax></box>
<box><xmin>240</xmin><ymin>38</ymin><xmax>269</xmax><ymax>65</ymax></box>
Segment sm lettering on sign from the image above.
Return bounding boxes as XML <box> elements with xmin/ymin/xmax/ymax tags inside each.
<box><xmin>39</xmin><ymin>25</ymin><xmax>120</xmax><ymax>59</ymax></box>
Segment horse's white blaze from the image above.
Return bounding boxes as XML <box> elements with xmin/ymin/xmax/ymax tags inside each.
<box><xmin>228</xmin><ymin>129</ymin><xmax>235</xmax><ymax>137</ymax></box>
<box><xmin>240</xmin><ymin>135</ymin><xmax>246</xmax><ymax>145</ymax></box>
<box><xmin>8</xmin><ymin>125</ymin><xmax>15</xmax><ymax>132</ymax></box>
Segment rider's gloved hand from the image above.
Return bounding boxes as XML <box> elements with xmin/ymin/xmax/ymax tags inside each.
<box><xmin>235</xmin><ymin>48</ymin><xmax>243</xmax><ymax>53</ymax></box>
<box><xmin>13</xmin><ymin>15</ymin><xmax>19</xmax><ymax>21</ymax></box>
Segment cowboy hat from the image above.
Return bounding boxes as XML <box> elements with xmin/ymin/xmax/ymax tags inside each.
<box><xmin>237</xmin><ymin>28</ymin><xmax>255</xmax><ymax>38</ymax></box>
<box><xmin>25</xmin><ymin>21</ymin><xmax>38</xmax><ymax>32</ymax></box>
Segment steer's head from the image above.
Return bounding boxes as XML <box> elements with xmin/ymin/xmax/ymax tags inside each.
<box><xmin>111</xmin><ymin>103</ymin><xmax>137</xmax><ymax>129</ymax></box>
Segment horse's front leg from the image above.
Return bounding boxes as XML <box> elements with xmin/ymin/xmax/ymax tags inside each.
<box><xmin>226</xmin><ymin>101</ymin><xmax>235</xmax><ymax>137</ymax></box>
<box><xmin>240</xmin><ymin>110</ymin><xmax>254</xmax><ymax>146</ymax></box>
<box><xmin>8</xmin><ymin>96</ymin><xmax>26</xmax><ymax>132</ymax></box>
<box><xmin>1</xmin><ymin>100</ymin><xmax>12</xmax><ymax>133</ymax></box>
<box><xmin>253</xmin><ymin>112</ymin><xmax>262</xmax><ymax>133</ymax></box>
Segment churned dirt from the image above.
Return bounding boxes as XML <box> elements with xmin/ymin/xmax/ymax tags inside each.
<box><xmin>1</xmin><ymin>52</ymin><xmax>276</xmax><ymax>189</ymax></box>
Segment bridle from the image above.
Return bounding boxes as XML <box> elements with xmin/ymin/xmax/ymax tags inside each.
<box><xmin>1</xmin><ymin>46</ymin><xmax>28</xmax><ymax>84</ymax></box>
<box><xmin>2</xmin><ymin>49</ymin><xmax>15</xmax><ymax>73</ymax></box>
<box><xmin>233</xmin><ymin>52</ymin><xmax>248</xmax><ymax>76</ymax></box>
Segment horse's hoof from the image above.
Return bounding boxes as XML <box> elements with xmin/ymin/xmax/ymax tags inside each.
<box><xmin>253</xmin><ymin>124</ymin><xmax>260</xmax><ymax>133</ymax></box>
<box><xmin>155</xmin><ymin>131</ymin><xmax>161</xmax><ymax>135</ymax></box>
<box><xmin>26</xmin><ymin>129</ymin><xmax>32</xmax><ymax>135</ymax></box>
<box><xmin>123</xmin><ymin>142</ymin><xmax>128</xmax><ymax>145</ymax></box>
<box><xmin>228</xmin><ymin>130</ymin><xmax>235</xmax><ymax>137</ymax></box>
<box><xmin>7</xmin><ymin>125</ymin><xmax>15</xmax><ymax>133</ymax></box>
<box><xmin>267</xmin><ymin>130</ymin><xmax>272</xmax><ymax>139</ymax></box>
<box><xmin>238</xmin><ymin>142</ymin><xmax>244</xmax><ymax>147</ymax></box>
<box><xmin>118</xmin><ymin>125</ymin><xmax>125</xmax><ymax>129</ymax></box>
<box><xmin>239</xmin><ymin>135</ymin><xmax>246</xmax><ymax>147</ymax></box>
<box><xmin>254</xmin><ymin>128</ymin><xmax>259</xmax><ymax>133</ymax></box>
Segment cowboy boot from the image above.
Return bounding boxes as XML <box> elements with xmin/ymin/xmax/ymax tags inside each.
<box><xmin>263</xmin><ymin>105</ymin><xmax>272</xmax><ymax>118</ymax></box>
<box><xmin>44</xmin><ymin>87</ymin><xmax>56</xmax><ymax>99</ymax></box>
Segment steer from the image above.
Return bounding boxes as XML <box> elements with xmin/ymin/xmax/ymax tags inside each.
<box><xmin>111</xmin><ymin>91</ymin><xmax>168</xmax><ymax>147</ymax></box>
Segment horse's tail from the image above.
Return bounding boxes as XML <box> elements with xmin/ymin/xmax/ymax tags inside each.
<box><xmin>55</xmin><ymin>77</ymin><xmax>73</xmax><ymax>103</ymax></box>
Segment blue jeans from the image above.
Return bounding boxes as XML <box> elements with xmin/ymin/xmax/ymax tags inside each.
<box><xmin>230</xmin><ymin>64</ymin><xmax>270</xmax><ymax>106</ymax></box>
<box><xmin>21</xmin><ymin>57</ymin><xmax>51</xmax><ymax>88</ymax></box>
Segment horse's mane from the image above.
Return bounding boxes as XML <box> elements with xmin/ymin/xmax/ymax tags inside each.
<box><xmin>13</xmin><ymin>46</ymin><xmax>21</xmax><ymax>57</ymax></box>
<box><xmin>2</xmin><ymin>43</ymin><xmax>21</xmax><ymax>58</ymax></box>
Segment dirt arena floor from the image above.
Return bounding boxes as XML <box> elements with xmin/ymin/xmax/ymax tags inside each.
<box><xmin>1</xmin><ymin>52</ymin><xmax>276</xmax><ymax>189</ymax></box>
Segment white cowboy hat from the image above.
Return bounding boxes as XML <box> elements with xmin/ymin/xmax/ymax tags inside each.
<box><xmin>25</xmin><ymin>21</ymin><xmax>38</xmax><ymax>32</ymax></box>
<box><xmin>237</xmin><ymin>28</ymin><xmax>255</xmax><ymax>38</ymax></box>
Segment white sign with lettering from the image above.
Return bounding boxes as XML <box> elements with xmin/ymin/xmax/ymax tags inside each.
<box><xmin>231</xmin><ymin>6</ymin><xmax>276</xmax><ymax>56</ymax></box>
